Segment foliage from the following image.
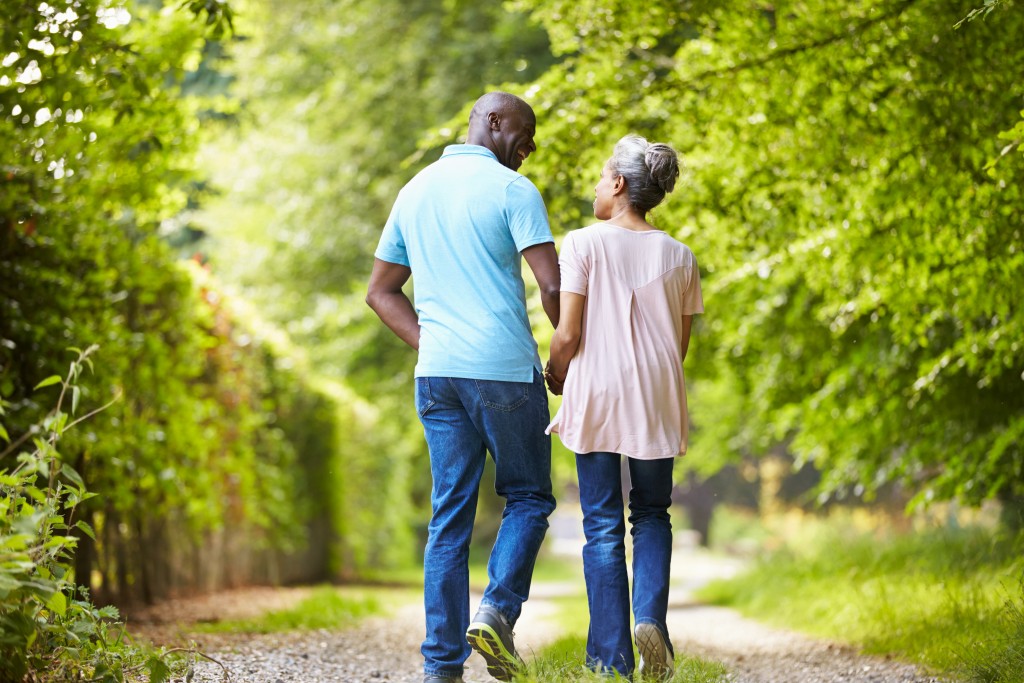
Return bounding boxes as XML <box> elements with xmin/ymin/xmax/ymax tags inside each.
<box><xmin>494</xmin><ymin>0</ymin><xmax>1024</xmax><ymax>511</ymax></box>
<box><xmin>0</xmin><ymin>0</ymin><xmax>347</xmax><ymax>605</ymax></box>
<box><xmin>0</xmin><ymin>347</ymin><xmax>176</xmax><ymax>682</ymax></box>
<box><xmin>198</xmin><ymin>0</ymin><xmax>556</xmax><ymax>388</ymax></box>
<box><xmin>958</xmin><ymin>577</ymin><xmax>1024</xmax><ymax>683</ymax></box>
<box><xmin>698</xmin><ymin>520</ymin><xmax>1024</xmax><ymax>677</ymax></box>
<box><xmin>954</xmin><ymin>0</ymin><xmax>1009</xmax><ymax>28</ymax></box>
<box><xmin>191</xmin><ymin>585</ymin><xmax>405</xmax><ymax>634</ymax></box>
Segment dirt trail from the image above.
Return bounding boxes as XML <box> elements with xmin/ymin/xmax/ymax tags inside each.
<box><xmin>660</xmin><ymin>549</ymin><xmax>941</xmax><ymax>683</ymax></box>
<box><xmin>132</xmin><ymin>530</ymin><xmax>943</xmax><ymax>682</ymax></box>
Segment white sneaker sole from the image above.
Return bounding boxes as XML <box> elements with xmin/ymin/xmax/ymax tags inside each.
<box><xmin>635</xmin><ymin>622</ymin><xmax>674</xmax><ymax>680</ymax></box>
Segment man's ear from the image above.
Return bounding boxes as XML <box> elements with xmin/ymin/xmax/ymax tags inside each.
<box><xmin>487</xmin><ymin>112</ymin><xmax>501</xmax><ymax>131</ymax></box>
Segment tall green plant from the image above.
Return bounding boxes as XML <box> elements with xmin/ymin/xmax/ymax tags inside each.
<box><xmin>2</xmin><ymin>0</ymin><xmax>343</xmax><ymax>602</ymax></box>
<box><xmin>0</xmin><ymin>346</ymin><xmax>195</xmax><ymax>682</ymax></box>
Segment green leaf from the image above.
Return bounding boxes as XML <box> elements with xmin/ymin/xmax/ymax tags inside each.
<box><xmin>147</xmin><ymin>656</ymin><xmax>172</xmax><ymax>683</ymax></box>
<box><xmin>62</xmin><ymin>464</ymin><xmax>86</xmax><ymax>490</ymax></box>
<box><xmin>0</xmin><ymin>423</ymin><xmax>8</xmax><ymax>444</ymax></box>
<box><xmin>46</xmin><ymin>590</ymin><xmax>68</xmax><ymax>617</ymax></box>
<box><xmin>71</xmin><ymin>386</ymin><xmax>81</xmax><ymax>416</ymax></box>
<box><xmin>0</xmin><ymin>573</ymin><xmax>22</xmax><ymax>598</ymax></box>
<box><xmin>76</xmin><ymin>520</ymin><xmax>97</xmax><ymax>541</ymax></box>
<box><xmin>33</xmin><ymin>376</ymin><xmax>63</xmax><ymax>391</ymax></box>
<box><xmin>98</xmin><ymin>605</ymin><xmax>120</xmax><ymax>620</ymax></box>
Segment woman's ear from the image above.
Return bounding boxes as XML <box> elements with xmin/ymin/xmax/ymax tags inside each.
<box><xmin>612</xmin><ymin>175</ymin><xmax>626</xmax><ymax>195</ymax></box>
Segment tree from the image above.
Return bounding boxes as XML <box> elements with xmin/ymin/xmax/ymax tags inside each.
<box><xmin>501</xmin><ymin>0</ymin><xmax>1024</xmax><ymax>513</ymax></box>
<box><xmin>1</xmin><ymin>0</ymin><xmax>346</xmax><ymax>603</ymax></box>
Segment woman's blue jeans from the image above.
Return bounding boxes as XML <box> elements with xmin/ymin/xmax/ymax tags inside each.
<box><xmin>576</xmin><ymin>451</ymin><xmax>675</xmax><ymax>677</ymax></box>
<box><xmin>416</xmin><ymin>371</ymin><xmax>555</xmax><ymax>679</ymax></box>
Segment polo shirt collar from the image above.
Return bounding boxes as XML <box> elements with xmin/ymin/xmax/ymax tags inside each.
<box><xmin>441</xmin><ymin>144</ymin><xmax>498</xmax><ymax>162</ymax></box>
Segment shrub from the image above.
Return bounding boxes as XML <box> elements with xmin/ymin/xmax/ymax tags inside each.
<box><xmin>0</xmin><ymin>347</ymin><xmax>185</xmax><ymax>682</ymax></box>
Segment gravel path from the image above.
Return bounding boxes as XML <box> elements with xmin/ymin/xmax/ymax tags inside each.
<box><xmin>132</xmin><ymin>536</ymin><xmax>946</xmax><ymax>682</ymax></box>
<box><xmin>662</xmin><ymin>551</ymin><xmax>944</xmax><ymax>683</ymax></box>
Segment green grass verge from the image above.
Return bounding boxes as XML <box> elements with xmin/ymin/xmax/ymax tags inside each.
<box><xmin>358</xmin><ymin>548</ymin><xmax>585</xmax><ymax>591</ymax></box>
<box><xmin>513</xmin><ymin>635</ymin><xmax>727</xmax><ymax>682</ymax></box>
<box><xmin>697</xmin><ymin>521</ymin><xmax>1024</xmax><ymax>682</ymax></box>
<box><xmin>192</xmin><ymin>585</ymin><xmax>415</xmax><ymax>634</ymax></box>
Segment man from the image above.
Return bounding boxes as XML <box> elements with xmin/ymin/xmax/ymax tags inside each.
<box><xmin>366</xmin><ymin>91</ymin><xmax>560</xmax><ymax>683</ymax></box>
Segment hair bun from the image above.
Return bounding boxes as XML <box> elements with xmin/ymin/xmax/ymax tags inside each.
<box><xmin>644</xmin><ymin>143</ymin><xmax>679</xmax><ymax>194</ymax></box>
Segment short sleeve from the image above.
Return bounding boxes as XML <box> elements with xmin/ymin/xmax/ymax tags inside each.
<box><xmin>374</xmin><ymin>198</ymin><xmax>410</xmax><ymax>266</ymax></box>
<box><xmin>560</xmin><ymin>231</ymin><xmax>589</xmax><ymax>296</ymax></box>
<box><xmin>682</xmin><ymin>253</ymin><xmax>704</xmax><ymax>315</ymax></box>
<box><xmin>506</xmin><ymin>177</ymin><xmax>553</xmax><ymax>252</ymax></box>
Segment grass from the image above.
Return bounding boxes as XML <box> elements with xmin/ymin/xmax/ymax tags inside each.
<box><xmin>513</xmin><ymin>635</ymin><xmax>728</xmax><ymax>683</ymax></box>
<box><xmin>957</xmin><ymin>576</ymin><xmax>1024</xmax><ymax>683</ymax></box>
<box><xmin>357</xmin><ymin>546</ymin><xmax>585</xmax><ymax>590</ymax></box>
<box><xmin>467</xmin><ymin>546</ymin><xmax>587</xmax><ymax>589</ymax></box>
<box><xmin>697</xmin><ymin>512</ymin><xmax>1024</xmax><ymax>681</ymax></box>
<box><xmin>192</xmin><ymin>585</ymin><xmax>415</xmax><ymax>634</ymax></box>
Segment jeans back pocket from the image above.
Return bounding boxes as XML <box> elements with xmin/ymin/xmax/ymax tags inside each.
<box><xmin>473</xmin><ymin>378</ymin><xmax>530</xmax><ymax>412</ymax></box>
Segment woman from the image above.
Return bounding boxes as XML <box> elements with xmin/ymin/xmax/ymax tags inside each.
<box><xmin>545</xmin><ymin>135</ymin><xmax>703</xmax><ymax>679</ymax></box>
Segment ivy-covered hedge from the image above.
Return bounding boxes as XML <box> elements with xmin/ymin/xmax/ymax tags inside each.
<box><xmin>1</xmin><ymin>0</ymin><xmax>417</xmax><ymax>619</ymax></box>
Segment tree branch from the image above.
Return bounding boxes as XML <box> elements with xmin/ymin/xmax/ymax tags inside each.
<box><xmin>633</xmin><ymin>0</ymin><xmax>921</xmax><ymax>84</ymax></box>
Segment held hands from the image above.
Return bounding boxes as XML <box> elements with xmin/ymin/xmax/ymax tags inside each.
<box><xmin>544</xmin><ymin>361</ymin><xmax>565</xmax><ymax>396</ymax></box>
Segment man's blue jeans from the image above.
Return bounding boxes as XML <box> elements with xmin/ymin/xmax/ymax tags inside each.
<box><xmin>416</xmin><ymin>371</ymin><xmax>555</xmax><ymax>679</ymax></box>
<box><xmin>576</xmin><ymin>452</ymin><xmax>675</xmax><ymax>677</ymax></box>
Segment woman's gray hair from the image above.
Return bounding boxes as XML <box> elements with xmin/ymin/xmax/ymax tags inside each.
<box><xmin>608</xmin><ymin>134</ymin><xmax>680</xmax><ymax>214</ymax></box>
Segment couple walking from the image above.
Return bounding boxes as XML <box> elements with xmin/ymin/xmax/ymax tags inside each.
<box><xmin>366</xmin><ymin>91</ymin><xmax>704</xmax><ymax>682</ymax></box>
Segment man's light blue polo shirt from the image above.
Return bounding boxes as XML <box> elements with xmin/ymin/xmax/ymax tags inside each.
<box><xmin>374</xmin><ymin>144</ymin><xmax>553</xmax><ymax>382</ymax></box>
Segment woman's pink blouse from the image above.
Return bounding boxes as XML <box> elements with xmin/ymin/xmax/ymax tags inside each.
<box><xmin>546</xmin><ymin>223</ymin><xmax>704</xmax><ymax>459</ymax></box>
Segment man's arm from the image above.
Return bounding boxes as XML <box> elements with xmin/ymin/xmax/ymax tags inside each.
<box><xmin>522</xmin><ymin>242</ymin><xmax>560</xmax><ymax>328</ymax></box>
<box><xmin>366</xmin><ymin>258</ymin><xmax>419</xmax><ymax>350</ymax></box>
<box><xmin>545</xmin><ymin>291</ymin><xmax>585</xmax><ymax>395</ymax></box>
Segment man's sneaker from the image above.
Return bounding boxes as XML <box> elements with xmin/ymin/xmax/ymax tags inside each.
<box><xmin>423</xmin><ymin>676</ymin><xmax>464</xmax><ymax>683</ymax></box>
<box><xmin>635</xmin><ymin>622</ymin><xmax>675</xmax><ymax>680</ymax></box>
<box><xmin>465</xmin><ymin>604</ymin><xmax>523</xmax><ymax>682</ymax></box>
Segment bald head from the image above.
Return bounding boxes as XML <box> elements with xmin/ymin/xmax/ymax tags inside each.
<box><xmin>466</xmin><ymin>91</ymin><xmax>538</xmax><ymax>171</ymax></box>
<box><xmin>470</xmin><ymin>92</ymin><xmax>529</xmax><ymax>124</ymax></box>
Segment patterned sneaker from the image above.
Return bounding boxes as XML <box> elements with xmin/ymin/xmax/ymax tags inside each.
<box><xmin>635</xmin><ymin>622</ymin><xmax>675</xmax><ymax>680</ymax></box>
<box><xmin>423</xmin><ymin>676</ymin><xmax>464</xmax><ymax>683</ymax></box>
<box><xmin>466</xmin><ymin>604</ymin><xmax>523</xmax><ymax>681</ymax></box>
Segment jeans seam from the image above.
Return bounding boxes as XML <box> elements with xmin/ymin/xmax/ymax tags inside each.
<box><xmin>417</xmin><ymin>377</ymin><xmax>436</xmax><ymax>416</ymax></box>
<box><xmin>424</xmin><ymin>668</ymin><xmax>463</xmax><ymax>678</ymax></box>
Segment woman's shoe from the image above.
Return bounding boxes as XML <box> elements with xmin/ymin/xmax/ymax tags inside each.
<box><xmin>635</xmin><ymin>622</ymin><xmax>674</xmax><ymax>680</ymax></box>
